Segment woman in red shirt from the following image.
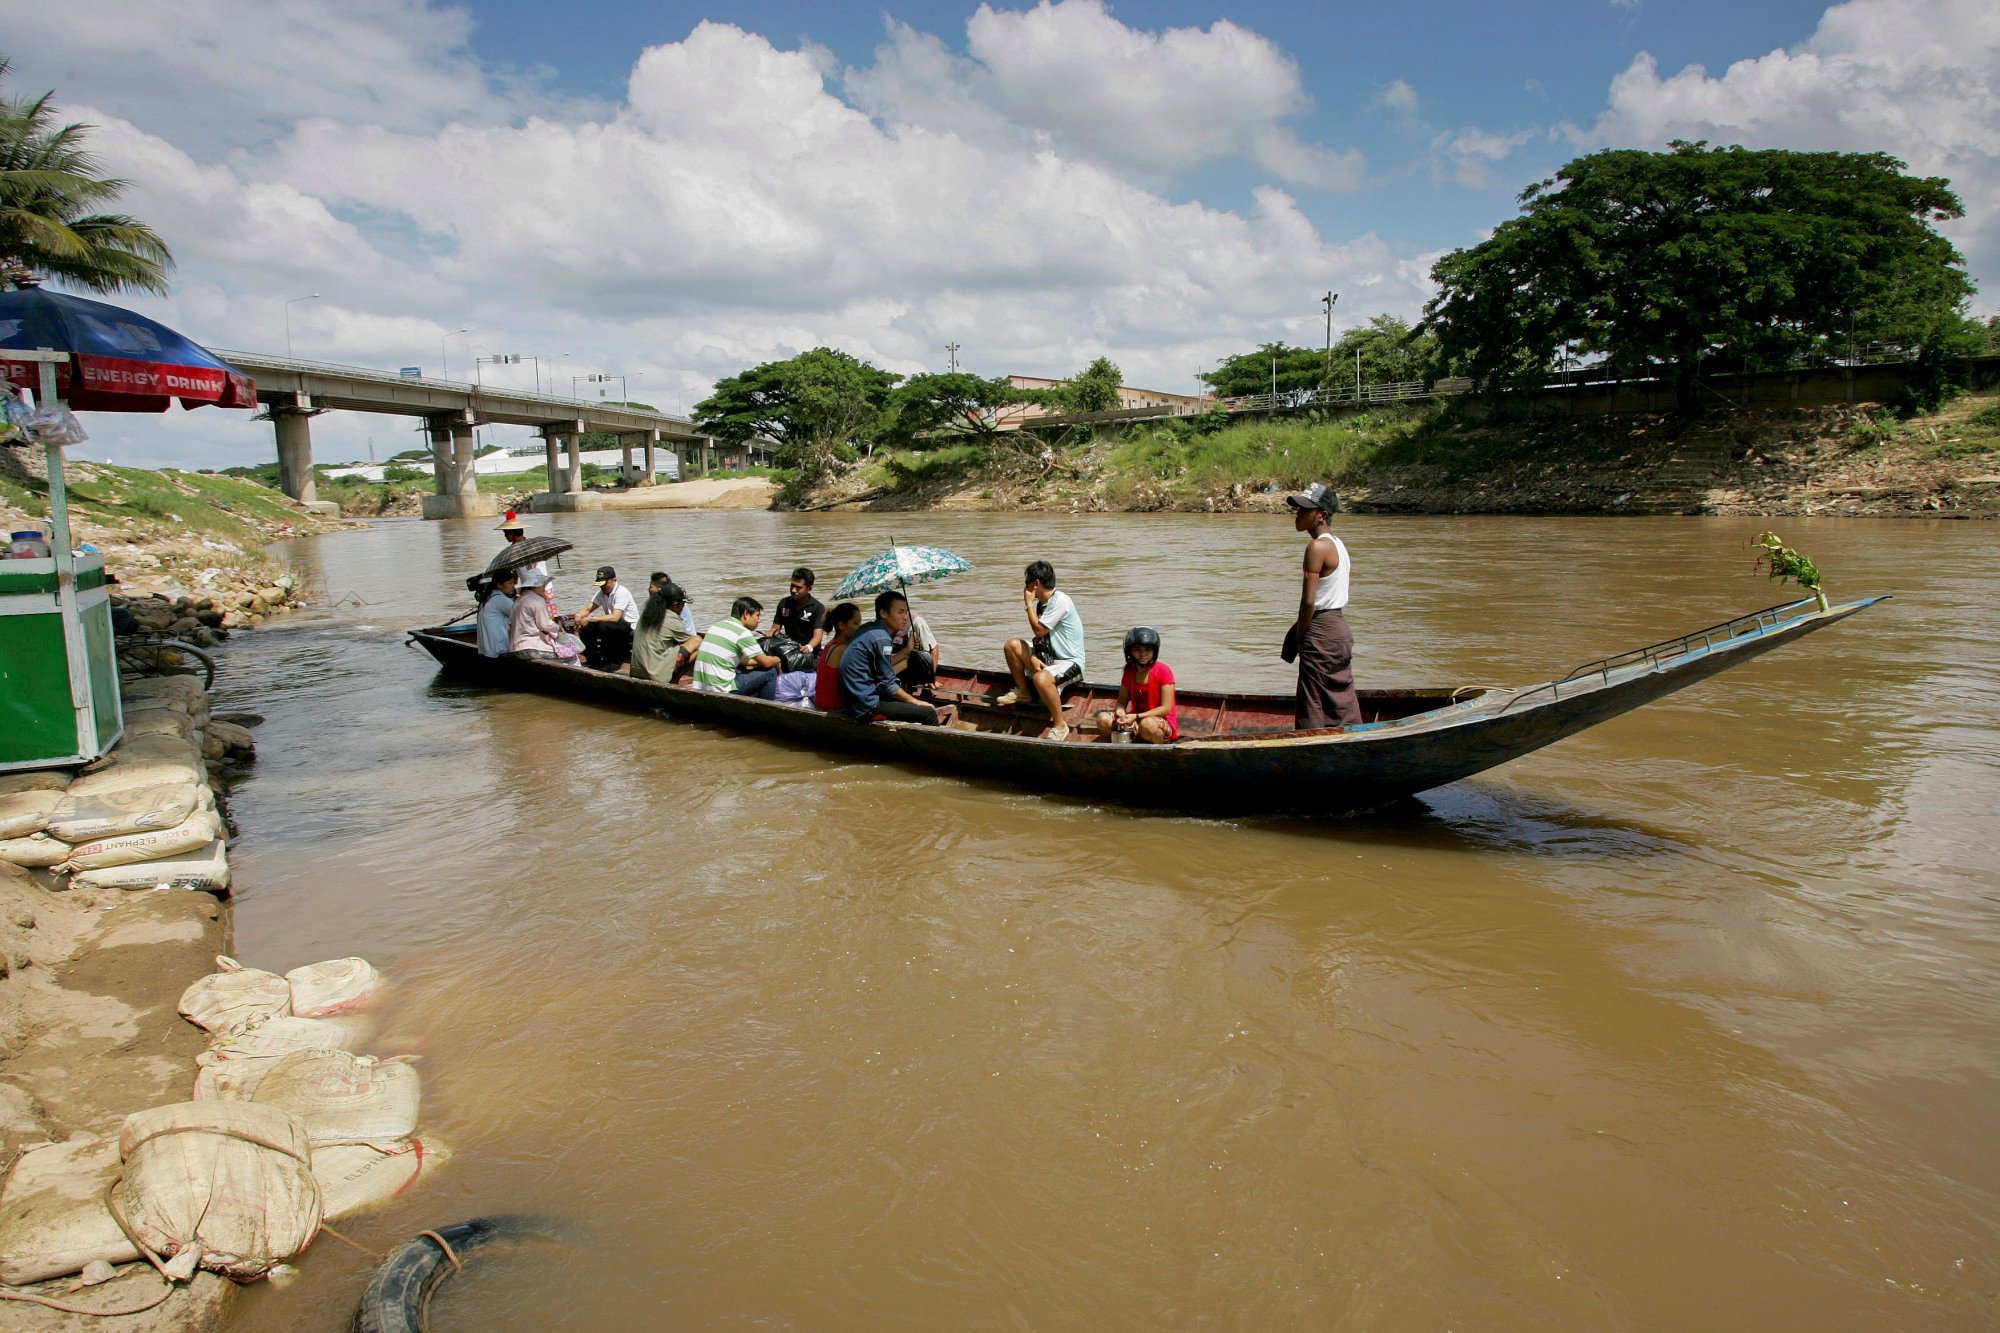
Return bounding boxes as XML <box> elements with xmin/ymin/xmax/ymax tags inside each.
<box><xmin>1095</xmin><ymin>626</ymin><xmax>1178</xmax><ymax>743</ymax></box>
<box><xmin>813</xmin><ymin>603</ymin><xmax>864</xmax><ymax>710</ymax></box>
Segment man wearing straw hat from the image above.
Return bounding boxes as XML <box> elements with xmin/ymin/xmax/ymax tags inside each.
<box><xmin>493</xmin><ymin>510</ymin><xmax>545</xmax><ymax>582</ymax></box>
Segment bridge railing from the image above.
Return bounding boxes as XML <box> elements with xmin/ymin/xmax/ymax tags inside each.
<box><xmin>209</xmin><ymin>348</ymin><xmax>692</xmax><ymax>424</ymax></box>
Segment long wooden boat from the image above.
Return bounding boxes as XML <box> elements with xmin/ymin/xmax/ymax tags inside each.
<box><xmin>410</xmin><ymin>595</ymin><xmax>1883</xmax><ymax>814</ymax></box>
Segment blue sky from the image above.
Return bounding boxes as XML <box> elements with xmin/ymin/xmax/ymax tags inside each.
<box><xmin>10</xmin><ymin>0</ymin><xmax>1996</xmax><ymax>468</ymax></box>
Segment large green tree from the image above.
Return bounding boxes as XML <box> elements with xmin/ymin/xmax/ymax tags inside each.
<box><xmin>0</xmin><ymin>58</ymin><xmax>173</xmax><ymax>294</ymax></box>
<box><xmin>878</xmin><ymin>372</ymin><xmax>1025</xmax><ymax>448</ymax></box>
<box><xmin>1420</xmin><ymin>141</ymin><xmax>1973</xmax><ymax>410</ymax></box>
<box><xmin>692</xmin><ymin>347</ymin><xmax>900</xmax><ymax>487</ymax></box>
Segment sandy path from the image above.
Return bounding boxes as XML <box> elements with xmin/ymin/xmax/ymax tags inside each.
<box><xmin>593</xmin><ymin>478</ymin><xmax>775</xmax><ymax>510</ymax></box>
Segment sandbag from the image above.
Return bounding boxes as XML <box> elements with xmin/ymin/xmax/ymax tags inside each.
<box><xmin>288</xmin><ymin>957</ymin><xmax>384</xmax><ymax>1018</ymax></box>
<box><xmin>200</xmin><ymin>1014</ymin><xmax>376</xmax><ymax>1064</ymax></box>
<box><xmin>120</xmin><ymin>675</ymin><xmax>208</xmax><ymax>707</ymax></box>
<box><xmin>193</xmin><ymin>1054</ymin><xmax>288</xmax><ymax>1102</ymax></box>
<box><xmin>66</xmin><ymin>757</ymin><xmax>202</xmax><ymax>799</ymax></box>
<box><xmin>111</xmin><ymin>1101</ymin><xmax>320</xmax><ymax>1282</ymax></box>
<box><xmin>72</xmin><ymin>839</ymin><xmax>232</xmax><ymax>893</ymax></box>
<box><xmin>46</xmin><ymin>782</ymin><xmax>201</xmax><ymax>843</ymax></box>
<box><xmin>0</xmin><ymin>1136</ymin><xmax>141</xmax><ymax>1285</ymax></box>
<box><xmin>314</xmin><ymin>1139</ymin><xmax>450</xmax><ymax>1224</ymax></box>
<box><xmin>252</xmin><ymin>1050</ymin><xmax>420</xmax><ymax>1146</ymax></box>
<box><xmin>61</xmin><ymin>808</ymin><xmax>217</xmax><ymax>871</ymax></box>
<box><xmin>123</xmin><ymin>710</ymin><xmax>198</xmax><ymax>740</ymax></box>
<box><xmin>0</xmin><ymin>771</ymin><xmax>69</xmax><ymax>796</ymax></box>
<box><xmin>180</xmin><ymin>956</ymin><xmax>291</xmax><ymax>1035</ymax></box>
<box><xmin>0</xmin><ymin>831</ymin><xmax>71</xmax><ymax>867</ymax></box>
<box><xmin>0</xmin><ymin>788</ymin><xmax>62</xmax><ymax>839</ymax></box>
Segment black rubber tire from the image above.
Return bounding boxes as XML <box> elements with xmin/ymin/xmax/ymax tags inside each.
<box><xmin>351</xmin><ymin>1216</ymin><xmax>561</xmax><ymax>1333</ymax></box>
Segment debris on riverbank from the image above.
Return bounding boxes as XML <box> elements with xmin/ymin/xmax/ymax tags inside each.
<box><xmin>796</xmin><ymin>394</ymin><xmax>2000</xmax><ymax>519</ymax></box>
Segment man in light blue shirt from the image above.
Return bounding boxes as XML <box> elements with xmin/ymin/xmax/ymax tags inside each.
<box><xmin>998</xmin><ymin>560</ymin><xmax>1085</xmax><ymax>740</ymax></box>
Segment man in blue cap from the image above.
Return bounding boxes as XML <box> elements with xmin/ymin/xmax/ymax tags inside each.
<box><xmin>1282</xmin><ymin>482</ymin><xmax>1361</xmax><ymax>730</ymax></box>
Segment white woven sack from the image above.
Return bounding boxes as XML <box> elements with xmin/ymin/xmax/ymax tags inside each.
<box><xmin>179</xmin><ymin>956</ymin><xmax>292</xmax><ymax>1035</ymax></box>
<box><xmin>0</xmin><ymin>771</ymin><xmax>69</xmax><ymax>796</ymax></box>
<box><xmin>193</xmin><ymin>1054</ymin><xmax>288</xmax><ymax>1101</ymax></box>
<box><xmin>252</xmin><ymin>1050</ymin><xmax>420</xmax><ymax>1146</ymax></box>
<box><xmin>314</xmin><ymin>1139</ymin><xmax>451</xmax><ymax>1223</ymax></box>
<box><xmin>66</xmin><ymin>754</ymin><xmax>202</xmax><ymax>798</ymax></box>
<box><xmin>120</xmin><ymin>674</ymin><xmax>208</xmax><ymax>706</ymax></box>
<box><xmin>0</xmin><ymin>788</ymin><xmax>62</xmax><ymax>839</ymax></box>
<box><xmin>124</xmin><ymin>710</ymin><xmax>197</xmax><ymax>740</ymax></box>
<box><xmin>287</xmin><ymin>957</ymin><xmax>385</xmax><ymax>1017</ymax></box>
<box><xmin>111</xmin><ymin>1101</ymin><xmax>320</xmax><ymax>1282</ymax></box>
<box><xmin>73</xmin><ymin>839</ymin><xmax>231</xmax><ymax>893</ymax></box>
<box><xmin>46</xmin><ymin>782</ymin><xmax>200</xmax><ymax>843</ymax></box>
<box><xmin>199</xmin><ymin>1014</ymin><xmax>376</xmax><ymax>1064</ymax></box>
<box><xmin>62</xmin><ymin>807</ymin><xmax>216</xmax><ymax>871</ymax></box>
<box><xmin>0</xmin><ymin>832</ymin><xmax>71</xmax><ymax>867</ymax></box>
<box><xmin>0</xmin><ymin>1137</ymin><xmax>141</xmax><ymax>1285</ymax></box>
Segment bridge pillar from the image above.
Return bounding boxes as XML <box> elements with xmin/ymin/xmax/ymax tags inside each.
<box><xmin>563</xmin><ymin>434</ymin><xmax>582</xmax><ymax>494</ymax></box>
<box><xmin>273</xmin><ymin>407</ymin><xmax>317</xmax><ymax>504</ymax></box>
<box><xmin>419</xmin><ymin>412</ymin><xmax>494</xmax><ymax>519</ymax></box>
<box><xmin>619</xmin><ymin>433</ymin><xmax>634</xmax><ymax>485</ymax></box>
<box><xmin>698</xmin><ymin>435</ymin><xmax>714</xmax><ymax>477</ymax></box>
<box><xmin>543</xmin><ymin>434</ymin><xmax>560</xmax><ymax>493</ymax></box>
<box><xmin>641</xmin><ymin>432</ymin><xmax>658</xmax><ymax>484</ymax></box>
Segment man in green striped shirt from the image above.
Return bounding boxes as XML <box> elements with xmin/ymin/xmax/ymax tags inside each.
<box><xmin>692</xmin><ymin>596</ymin><xmax>783</xmax><ymax>698</ymax></box>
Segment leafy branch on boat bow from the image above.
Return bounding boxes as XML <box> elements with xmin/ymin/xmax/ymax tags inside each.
<box><xmin>1753</xmin><ymin>531</ymin><xmax>1828</xmax><ymax>611</ymax></box>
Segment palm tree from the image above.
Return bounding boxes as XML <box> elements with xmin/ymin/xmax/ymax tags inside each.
<box><xmin>0</xmin><ymin>57</ymin><xmax>173</xmax><ymax>294</ymax></box>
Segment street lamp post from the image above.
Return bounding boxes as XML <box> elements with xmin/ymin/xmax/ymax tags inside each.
<box><xmin>1322</xmin><ymin>290</ymin><xmax>1338</xmax><ymax>391</ymax></box>
<box><xmin>531</xmin><ymin>353</ymin><xmax>570</xmax><ymax>396</ymax></box>
<box><xmin>441</xmin><ymin>327</ymin><xmax>470</xmax><ymax>381</ymax></box>
<box><xmin>284</xmin><ymin>293</ymin><xmax>320</xmax><ymax>362</ymax></box>
<box><xmin>945</xmin><ymin>342</ymin><xmax>961</xmax><ymax>373</ymax></box>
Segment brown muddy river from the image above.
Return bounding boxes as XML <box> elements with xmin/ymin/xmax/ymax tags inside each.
<box><xmin>216</xmin><ymin>511</ymin><xmax>1997</xmax><ymax>1330</ymax></box>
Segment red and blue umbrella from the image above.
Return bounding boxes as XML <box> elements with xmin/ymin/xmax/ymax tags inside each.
<box><xmin>0</xmin><ymin>284</ymin><xmax>256</xmax><ymax>412</ymax></box>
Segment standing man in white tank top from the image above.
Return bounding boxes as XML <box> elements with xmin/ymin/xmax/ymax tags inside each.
<box><xmin>1281</xmin><ymin>482</ymin><xmax>1362</xmax><ymax>730</ymax></box>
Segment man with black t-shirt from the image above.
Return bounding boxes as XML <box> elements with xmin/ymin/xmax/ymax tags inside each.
<box><xmin>773</xmin><ymin>567</ymin><xmax>826</xmax><ymax>650</ymax></box>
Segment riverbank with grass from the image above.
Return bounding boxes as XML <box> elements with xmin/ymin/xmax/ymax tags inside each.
<box><xmin>803</xmin><ymin>392</ymin><xmax>2000</xmax><ymax>520</ymax></box>
<box><xmin>0</xmin><ymin>457</ymin><xmax>342</xmax><ymax>606</ymax></box>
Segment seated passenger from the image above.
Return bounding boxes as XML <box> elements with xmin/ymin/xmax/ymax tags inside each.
<box><xmin>691</xmin><ymin>596</ymin><xmax>783</xmax><ymax>698</ymax></box>
<box><xmin>814</xmin><ymin>602</ymin><xmax>864</xmax><ymax>711</ymax></box>
<box><xmin>893</xmin><ymin>605</ymin><xmax>940</xmax><ymax>693</ymax></box>
<box><xmin>630</xmin><ymin>581</ymin><xmax>702</xmax><ymax>682</ymax></box>
<box><xmin>476</xmin><ymin>568</ymin><xmax>519</xmax><ymax>658</ymax></box>
<box><xmin>573</xmin><ymin>565</ymin><xmax>638</xmax><ymax>671</ymax></box>
<box><xmin>998</xmin><ymin>559</ymin><xmax>1086</xmax><ymax>740</ymax></box>
<box><xmin>649</xmin><ymin>570</ymin><xmax>698</xmax><ymax>634</ymax></box>
<box><xmin>773</xmin><ymin>566</ymin><xmax>827</xmax><ymax>650</ymax></box>
<box><xmin>841</xmin><ymin>591</ymin><xmax>944</xmax><ymax>725</ymax></box>
<box><xmin>1095</xmin><ymin>626</ymin><xmax>1178</xmax><ymax>744</ymax></box>
<box><xmin>509</xmin><ymin>569</ymin><xmax>561</xmax><ymax>659</ymax></box>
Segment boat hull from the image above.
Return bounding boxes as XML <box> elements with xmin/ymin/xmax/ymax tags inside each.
<box><xmin>409</xmin><ymin>596</ymin><xmax>1881</xmax><ymax>814</ymax></box>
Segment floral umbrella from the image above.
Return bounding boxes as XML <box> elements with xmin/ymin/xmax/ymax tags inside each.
<box><xmin>833</xmin><ymin>543</ymin><xmax>972</xmax><ymax>599</ymax></box>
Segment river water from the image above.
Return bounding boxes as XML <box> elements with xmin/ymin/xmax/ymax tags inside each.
<box><xmin>213</xmin><ymin>511</ymin><xmax>1998</xmax><ymax>1330</ymax></box>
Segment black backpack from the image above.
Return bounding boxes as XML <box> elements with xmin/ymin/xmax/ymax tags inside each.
<box><xmin>760</xmin><ymin>633</ymin><xmax>814</xmax><ymax>674</ymax></box>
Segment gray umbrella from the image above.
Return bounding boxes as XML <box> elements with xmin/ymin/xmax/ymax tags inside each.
<box><xmin>465</xmin><ymin>536</ymin><xmax>572</xmax><ymax>592</ymax></box>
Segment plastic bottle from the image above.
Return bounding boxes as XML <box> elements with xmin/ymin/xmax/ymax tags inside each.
<box><xmin>8</xmin><ymin>530</ymin><xmax>51</xmax><ymax>559</ymax></box>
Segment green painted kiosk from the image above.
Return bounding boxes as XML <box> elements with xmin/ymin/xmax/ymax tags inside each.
<box><xmin>0</xmin><ymin>348</ymin><xmax>124</xmax><ymax>771</ymax></box>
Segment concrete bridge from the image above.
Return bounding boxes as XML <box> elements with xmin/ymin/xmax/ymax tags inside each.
<box><xmin>213</xmin><ymin>349</ymin><xmax>740</xmax><ymax>519</ymax></box>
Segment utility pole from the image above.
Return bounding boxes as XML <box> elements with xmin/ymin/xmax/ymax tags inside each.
<box><xmin>1322</xmin><ymin>291</ymin><xmax>1338</xmax><ymax>390</ymax></box>
<box><xmin>945</xmin><ymin>342</ymin><xmax>962</xmax><ymax>374</ymax></box>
